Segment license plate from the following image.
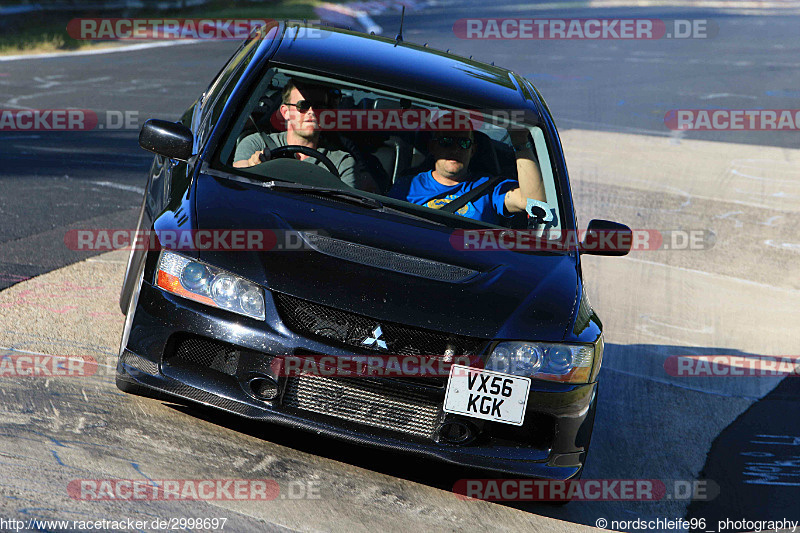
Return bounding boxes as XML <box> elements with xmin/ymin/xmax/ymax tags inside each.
<box><xmin>443</xmin><ymin>365</ymin><xmax>530</xmax><ymax>426</ymax></box>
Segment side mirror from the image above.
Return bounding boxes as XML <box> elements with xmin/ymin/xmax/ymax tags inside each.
<box><xmin>138</xmin><ymin>119</ymin><xmax>194</xmax><ymax>161</ymax></box>
<box><xmin>581</xmin><ymin>219</ymin><xmax>632</xmax><ymax>256</ymax></box>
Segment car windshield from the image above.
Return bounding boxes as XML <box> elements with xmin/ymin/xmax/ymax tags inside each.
<box><xmin>214</xmin><ymin>68</ymin><xmax>563</xmax><ymax>233</ymax></box>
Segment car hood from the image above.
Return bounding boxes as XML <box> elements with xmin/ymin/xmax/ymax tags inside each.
<box><xmin>193</xmin><ymin>173</ymin><xmax>578</xmax><ymax>341</ymax></box>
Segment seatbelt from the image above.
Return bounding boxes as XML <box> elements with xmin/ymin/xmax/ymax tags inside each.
<box><xmin>439</xmin><ymin>175</ymin><xmax>505</xmax><ymax>214</ymax></box>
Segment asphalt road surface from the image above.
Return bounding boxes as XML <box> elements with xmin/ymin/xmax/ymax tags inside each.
<box><xmin>1</xmin><ymin>1</ymin><xmax>799</xmax><ymax>531</ymax></box>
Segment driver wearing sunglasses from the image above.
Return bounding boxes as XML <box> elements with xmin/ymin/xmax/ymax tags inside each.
<box><xmin>233</xmin><ymin>80</ymin><xmax>377</xmax><ymax>191</ymax></box>
<box><xmin>387</xmin><ymin>121</ymin><xmax>545</xmax><ymax>225</ymax></box>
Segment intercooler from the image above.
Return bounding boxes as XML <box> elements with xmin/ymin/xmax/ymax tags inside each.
<box><xmin>283</xmin><ymin>373</ymin><xmax>441</xmax><ymax>440</ymax></box>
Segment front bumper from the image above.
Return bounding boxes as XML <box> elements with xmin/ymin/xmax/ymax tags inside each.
<box><xmin>119</xmin><ymin>278</ymin><xmax>597</xmax><ymax>480</ymax></box>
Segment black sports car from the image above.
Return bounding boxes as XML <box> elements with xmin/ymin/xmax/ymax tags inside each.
<box><xmin>117</xmin><ymin>21</ymin><xmax>631</xmax><ymax>481</ymax></box>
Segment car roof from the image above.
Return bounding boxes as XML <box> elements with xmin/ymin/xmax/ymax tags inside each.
<box><xmin>265</xmin><ymin>24</ymin><xmax>543</xmax><ymax>123</ymax></box>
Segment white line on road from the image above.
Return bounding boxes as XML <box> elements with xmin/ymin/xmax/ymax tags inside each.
<box><xmin>92</xmin><ymin>181</ymin><xmax>145</xmax><ymax>195</ymax></box>
<box><xmin>0</xmin><ymin>135</ymin><xmax>42</xmax><ymax>140</ymax></box>
<box><xmin>699</xmin><ymin>93</ymin><xmax>758</xmax><ymax>100</ymax></box>
<box><xmin>763</xmin><ymin>240</ymin><xmax>800</xmax><ymax>253</ymax></box>
<box><xmin>0</xmin><ymin>41</ymin><xmax>199</xmax><ymax>63</ymax></box>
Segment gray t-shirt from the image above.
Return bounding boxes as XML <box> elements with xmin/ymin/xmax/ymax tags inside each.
<box><xmin>234</xmin><ymin>132</ymin><xmax>358</xmax><ymax>188</ymax></box>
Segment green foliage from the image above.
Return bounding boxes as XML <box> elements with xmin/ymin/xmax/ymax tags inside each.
<box><xmin>0</xmin><ymin>0</ymin><xmax>320</xmax><ymax>56</ymax></box>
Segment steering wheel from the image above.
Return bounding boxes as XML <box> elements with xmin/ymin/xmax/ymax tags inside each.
<box><xmin>267</xmin><ymin>145</ymin><xmax>340</xmax><ymax>178</ymax></box>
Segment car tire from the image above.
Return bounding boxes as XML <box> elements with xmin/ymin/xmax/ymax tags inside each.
<box><xmin>118</xmin><ymin>251</ymin><xmax>145</xmax><ymax>357</ymax></box>
<box><xmin>119</xmin><ymin>188</ymin><xmax>149</xmax><ymax>313</ymax></box>
<box><xmin>115</xmin><ymin>252</ymin><xmax>150</xmax><ymax>397</ymax></box>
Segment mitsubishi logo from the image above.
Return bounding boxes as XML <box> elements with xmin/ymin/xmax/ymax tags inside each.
<box><xmin>362</xmin><ymin>326</ymin><xmax>388</xmax><ymax>350</ymax></box>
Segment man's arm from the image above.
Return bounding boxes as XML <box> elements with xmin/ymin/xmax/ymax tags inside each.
<box><xmin>503</xmin><ymin>131</ymin><xmax>546</xmax><ymax>213</ymax></box>
<box><xmin>232</xmin><ymin>134</ymin><xmax>267</xmax><ymax>168</ymax></box>
<box><xmin>336</xmin><ymin>153</ymin><xmax>379</xmax><ymax>193</ymax></box>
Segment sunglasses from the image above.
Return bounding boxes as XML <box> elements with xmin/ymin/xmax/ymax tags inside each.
<box><xmin>286</xmin><ymin>99</ymin><xmax>327</xmax><ymax>113</ymax></box>
<box><xmin>435</xmin><ymin>136</ymin><xmax>474</xmax><ymax>150</ymax></box>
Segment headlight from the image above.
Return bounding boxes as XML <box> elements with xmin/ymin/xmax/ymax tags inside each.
<box><xmin>156</xmin><ymin>250</ymin><xmax>266</xmax><ymax>320</ymax></box>
<box><xmin>485</xmin><ymin>341</ymin><xmax>595</xmax><ymax>383</ymax></box>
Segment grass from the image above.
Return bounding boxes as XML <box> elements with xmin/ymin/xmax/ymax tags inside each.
<box><xmin>0</xmin><ymin>0</ymin><xmax>324</xmax><ymax>56</ymax></box>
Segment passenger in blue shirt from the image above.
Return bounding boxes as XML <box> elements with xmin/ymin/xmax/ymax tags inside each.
<box><xmin>388</xmin><ymin>128</ymin><xmax>546</xmax><ymax>225</ymax></box>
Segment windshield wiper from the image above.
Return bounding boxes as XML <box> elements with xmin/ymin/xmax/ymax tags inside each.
<box><xmin>203</xmin><ymin>166</ymin><xmax>448</xmax><ymax>225</ymax></box>
<box><xmin>263</xmin><ymin>181</ymin><xmax>385</xmax><ymax>209</ymax></box>
<box><xmin>263</xmin><ymin>181</ymin><xmax>448</xmax><ymax>225</ymax></box>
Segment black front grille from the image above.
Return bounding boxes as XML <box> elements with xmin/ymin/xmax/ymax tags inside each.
<box><xmin>165</xmin><ymin>337</ymin><xmax>241</xmax><ymax>376</ymax></box>
<box><xmin>283</xmin><ymin>374</ymin><xmax>440</xmax><ymax>439</ymax></box>
<box><xmin>120</xmin><ymin>350</ymin><xmax>159</xmax><ymax>375</ymax></box>
<box><xmin>273</xmin><ymin>292</ymin><xmax>484</xmax><ymax>357</ymax></box>
<box><xmin>292</xmin><ymin>349</ymin><xmax>447</xmax><ymax>388</ymax></box>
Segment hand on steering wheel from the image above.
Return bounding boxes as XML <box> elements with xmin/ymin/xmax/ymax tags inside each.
<box><xmin>265</xmin><ymin>145</ymin><xmax>340</xmax><ymax>178</ymax></box>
